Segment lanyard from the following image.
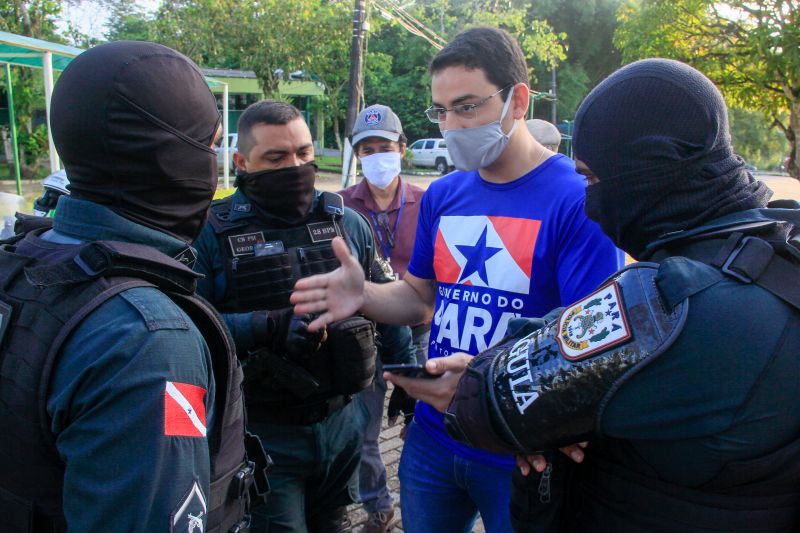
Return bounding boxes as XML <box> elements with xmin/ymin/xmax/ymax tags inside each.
<box><xmin>369</xmin><ymin>184</ymin><xmax>405</xmax><ymax>262</ymax></box>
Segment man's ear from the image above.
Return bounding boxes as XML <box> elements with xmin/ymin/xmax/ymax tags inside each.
<box><xmin>232</xmin><ymin>152</ymin><xmax>247</xmax><ymax>172</ymax></box>
<box><xmin>511</xmin><ymin>83</ymin><xmax>530</xmax><ymax>120</ymax></box>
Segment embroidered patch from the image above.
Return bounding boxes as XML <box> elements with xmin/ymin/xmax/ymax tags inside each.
<box><xmin>0</xmin><ymin>300</ymin><xmax>12</xmax><ymax>347</ymax></box>
<box><xmin>228</xmin><ymin>231</ymin><xmax>265</xmax><ymax>257</ymax></box>
<box><xmin>171</xmin><ymin>480</ymin><xmax>207</xmax><ymax>533</ymax></box>
<box><xmin>364</xmin><ymin>110</ymin><xmax>382</xmax><ymax>125</ymax></box>
<box><xmin>233</xmin><ymin>202</ymin><xmax>251</xmax><ymax>213</ymax></box>
<box><xmin>503</xmin><ymin>332</ymin><xmax>539</xmax><ymax>414</ymax></box>
<box><xmin>307</xmin><ymin>221</ymin><xmax>338</xmax><ymax>243</ymax></box>
<box><xmin>556</xmin><ymin>281</ymin><xmax>632</xmax><ymax>361</ymax></box>
<box><xmin>254</xmin><ymin>240</ymin><xmax>286</xmax><ymax>257</ymax></box>
<box><xmin>164</xmin><ymin>381</ymin><xmax>207</xmax><ymax>437</ymax></box>
<box><xmin>173</xmin><ymin>247</ymin><xmax>198</xmax><ymax>269</ymax></box>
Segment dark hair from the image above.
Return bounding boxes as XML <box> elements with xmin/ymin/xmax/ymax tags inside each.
<box><xmin>237</xmin><ymin>99</ymin><xmax>302</xmax><ymax>155</ymax></box>
<box><xmin>354</xmin><ymin>133</ymin><xmax>408</xmax><ymax>153</ymax></box>
<box><xmin>430</xmin><ymin>26</ymin><xmax>529</xmax><ymax>99</ymax></box>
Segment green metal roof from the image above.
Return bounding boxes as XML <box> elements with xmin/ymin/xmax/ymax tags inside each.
<box><xmin>0</xmin><ymin>30</ymin><xmax>84</xmax><ymax>70</ymax></box>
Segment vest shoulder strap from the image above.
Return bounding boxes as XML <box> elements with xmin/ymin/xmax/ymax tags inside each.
<box><xmin>209</xmin><ymin>197</ymin><xmax>248</xmax><ymax>234</ymax></box>
<box><xmin>24</xmin><ymin>240</ymin><xmax>200</xmax><ymax>295</ymax></box>
<box><xmin>669</xmin><ymin>233</ymin><xmax>800</xmax><ymax>312</ymax></box>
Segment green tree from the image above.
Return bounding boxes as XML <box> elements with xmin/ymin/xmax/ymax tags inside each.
<box><xmin>364</xmin><ymin>0</ymin><xmax>567</xmax><ymax>140</ymax></box>
<box><xmin>105</xmin><ymin>0</ymin><xmax>155</xmax><ymax>42</ymax></box>
<box><xmin>615</xmin><ymin>0</ymin><xmax>800</xmax><ymax>179</ymax></box>
<box><xmin>524</xmin><ymin>0</ymin><xmax>622</xmax><ymax>120</ymax></box>
<box><xmin>729</xmin><ymin>107</ymin><xmax>790</xmax><ymax>170</ymax></box>
<box><xmin>0</xmin><ymin>0</ymin><xmax>62</xmax><ymax>178</ymax></box>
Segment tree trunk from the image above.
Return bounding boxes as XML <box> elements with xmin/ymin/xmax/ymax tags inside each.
<box><xmin>787</xmin><ymin>101</ymin><xmax>799</xmax><ymax>181</ymax></box>
<box><xmin>333</xmin><ymin>114</ymin><xmax>342</xmax><ymax>152</ymax></box>
<box><xmin>1</xmin><ymin>128</ymin><xmax>14</xmax><ymax>178</ymax></box>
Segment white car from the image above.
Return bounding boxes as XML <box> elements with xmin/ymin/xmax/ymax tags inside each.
<box><xmin>409</xmin><ymin>138</ymin><xmax>454</xmax><ymax>174</ymax></box>
<box><xmin>215</xmin><ymin>133</ymin><xmax>238</xmax><ymax>172</ymax></box>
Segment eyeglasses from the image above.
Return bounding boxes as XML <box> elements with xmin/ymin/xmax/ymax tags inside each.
<box><xmin>424</xmin><ymin>85</ymin><xmax>510</xmax><ymax>124</ymax></box>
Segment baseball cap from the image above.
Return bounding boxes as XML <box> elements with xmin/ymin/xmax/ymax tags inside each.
<box><xmin>351</xmin><ymin>104</ymin><xmax>404</xmax><ymax>146</ymax></box>
<box><xmin>526</xmin><ymin>119</ymin><xmax>561</xmax><ymax>147</ymax></box>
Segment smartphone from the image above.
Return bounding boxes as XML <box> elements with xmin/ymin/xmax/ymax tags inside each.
<box><xmin>383</xmin><ymin>363</ymin><xmax>435</xmax><ymax>378</ymax></box>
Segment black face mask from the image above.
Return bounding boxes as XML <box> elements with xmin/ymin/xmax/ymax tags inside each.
<box><xmin>50</xmin><ymin>41</ymin><xmax>220</xmax><ymax>244</ymax></box>
<box><xmin>237</xmin><ymin>162</ymin><xmax>318</xmax><ymax>226</ymax></box>
<box><xmin>574</xmin><ymin>59</ymin><xmax>771</xmax><ymax>259</ymax></box>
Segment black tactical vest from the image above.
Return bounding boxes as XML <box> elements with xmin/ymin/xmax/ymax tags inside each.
<box><xmin>208</xmin><ymin>193</ymin><xmax>378</xmax><ymax>423</ymax></box>
<box><xmin>0</xmin><ymin>231</ymin><xmax>267</xmax><ymax>533</ymax></box>
<box><xmin>571</xmin><ymin>230</ymin><xmax>800</xmax><ymax>532</ymax></box>
<box><xmin>209</xmin><ymin>192</ymin><xmax>346</xmax><ymax>314</ymax></box>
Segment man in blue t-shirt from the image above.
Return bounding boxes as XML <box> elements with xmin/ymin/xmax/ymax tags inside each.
<box><xmin>292</xmin><ymin>26</ymin><xmax>623</xmax><ymax>532</ymax></box>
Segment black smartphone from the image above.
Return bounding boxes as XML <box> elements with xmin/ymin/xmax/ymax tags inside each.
<box><xmin>383</xmin><ymin>363</ymin><xmax>435</xmax><ymax>378</ymax></box>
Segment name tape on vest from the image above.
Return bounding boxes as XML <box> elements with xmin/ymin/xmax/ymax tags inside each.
<box><xmin>307</xmin><ymin>221</ymin><xmax>338</xmax><ymax>243</ymax></box>
<box><xmin>228</xmin><ymin>231</ymin><xmax>266</xmax><ymax>257</ymax></box>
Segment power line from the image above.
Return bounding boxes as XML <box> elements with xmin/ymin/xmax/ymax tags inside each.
<box><xmin>372</xmin><ymin>0</ymin><xmax>445</xmax><ymax>49</ymax></box>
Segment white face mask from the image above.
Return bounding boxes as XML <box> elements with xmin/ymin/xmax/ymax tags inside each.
<box><xmin>443</xmin><ymin>86</ymin><xmax>518</xmax><ymax>171</ymax></box>
<box><xmin>360</xmin><ymin>152</ymin><xmax>402</xmax><ymax>190</ymax></box>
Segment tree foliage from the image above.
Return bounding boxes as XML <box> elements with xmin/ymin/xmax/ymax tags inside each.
<box><xmin>615</xmin><ymin>0</ymin><xmax>800</xmax><ymax>178</ymax></box>
<box><xmin>0</xmin><ymin>0</ymin><xmax>62</xmax><ymax>177</ymax></box>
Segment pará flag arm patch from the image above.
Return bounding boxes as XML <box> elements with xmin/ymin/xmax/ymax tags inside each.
<box><xmin>164</xmin><ymin>381</ymin><xmax>207</xmax><ymax>437</ymax></box>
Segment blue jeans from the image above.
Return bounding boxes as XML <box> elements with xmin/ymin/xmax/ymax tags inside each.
<box><xmin>398</xmin><ymin>421</ymin><xmax>514</xmax><ymax>533</ymax></box>
<box><xmin>358</xmin><ymin>360</ymin><xmax>394</xmax><ymax>513</ymax></box>
<box><xmin>249</xmin><ymin>398</ymin><xmax>369</xmax><ymax>532</ymax></box>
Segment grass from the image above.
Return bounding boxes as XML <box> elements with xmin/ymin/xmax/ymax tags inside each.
<box><xmin>316</xmin><ymin>154</ymin><xmax>343</xmax><ymax>172</ymax></box>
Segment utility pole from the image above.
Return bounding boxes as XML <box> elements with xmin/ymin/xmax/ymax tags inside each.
<box><xmin>342</xmin><ymin>0</ymin><xmax>366</xmax><ymax>187</ymax></box>
<box><xmin>345</xmin><ymin>0</ymin><xmax>365</xmax><ymax>135</ymax></box>
<box><xmin>550</xmin><ymin>66</ymin><xmax>557</xmax><ymax>124</ymax></box>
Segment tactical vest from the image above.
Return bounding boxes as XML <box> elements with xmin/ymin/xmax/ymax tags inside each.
<box><xmin>209</xmin><ymin>193</ymin><xmax>345</xmax><ymax>314</ymax></box>
<box><xmin>209</xmin><ymin>193</ymin><xmax>375</xmax><ymax>423</ymax></box>
<box><xmin>0</xmin><ymin>232</ymin><xmax>269</xmax><ymax>533</ymax></box>
<box><xmin>573</xmin><ymin>228</ymin><xmax>800</xmax><ymax>532</ymax></box>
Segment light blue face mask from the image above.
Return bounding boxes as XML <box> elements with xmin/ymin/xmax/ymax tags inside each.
<box><xmin>443</xmin><ymin>86</ymin><xmax>518</xmax><ymax>171</ymax></box>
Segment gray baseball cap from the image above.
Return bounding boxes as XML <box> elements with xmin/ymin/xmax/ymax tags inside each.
<box><xmin>526</xmin><ymin>119</ymin><xmax>561</xmax><ymax>147</ymax></box>
<box><xmin>351</xmin><ymin>104</ymin><xmax>404</xmax><ymax>146</ymax></box>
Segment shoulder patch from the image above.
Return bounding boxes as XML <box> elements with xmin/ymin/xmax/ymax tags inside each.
<box><xmin>171</xmin><ymin>479</ymin><xmax>207</xmax><ymax>533</ymax></box>
<box><xmin>556</xmin><ymin>281</ymin><xmax>632</xmax><ymax>361</ymax></box>
<box><xmin>164</xmin><ymin>381</ymin><xmax>207</xmax><ymax>437</ymax></box>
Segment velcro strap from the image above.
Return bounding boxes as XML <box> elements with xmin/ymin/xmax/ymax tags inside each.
<box><xmin>676</xmin><ymin>234</ymin><xmax>800</xmax><ymax>312</ymax></box>
<box><xmin>25</xmin><ymin>241</ymin><xmax>200</xmax><ymax>295</ymax></box>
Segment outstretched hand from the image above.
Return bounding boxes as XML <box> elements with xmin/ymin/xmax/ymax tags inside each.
<box><xmin>383</xmin><ymin>353</ymin><xmax>473</xmax><ymax>413</ymax></box>
<box><xmin>291</xmin><ymin>237</ymin><xmax>366</xmax><ymax>331</ymax></box>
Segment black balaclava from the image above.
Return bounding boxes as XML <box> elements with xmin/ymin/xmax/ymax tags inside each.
<box><xmin>573</xmin><ymin>58</ymin><xmax>771</xmax><ymax>259</ymax></box>
<box><xmin>50</xmin><ymin>41</ymin><xmax>220</xmax><ymax>243</ymax></box>
<box><xmin>235</xmin><ymin>162</ymin><xmax>318</xmax><ymax>227</ymax></box>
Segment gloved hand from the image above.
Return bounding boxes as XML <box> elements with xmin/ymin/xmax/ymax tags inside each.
<box><xmin>253</xmin><ymin>307</ymin><xmax>325</xmax><ymax>358</ymax></box>
<box><xmin>388</xmin><ymin>385</ymin><xmax>416</xmax><ymax>427</ymax></box>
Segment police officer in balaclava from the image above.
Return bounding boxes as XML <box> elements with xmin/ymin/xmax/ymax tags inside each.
<box><xmin>0</xmin><ymin>41</ymin><xmax>266</xmax><ymax>532</ymax></box>
<box><xmin>377</xmin><ymin>59</ymin><xmax>800</xmax><ymax>532</ymax></box>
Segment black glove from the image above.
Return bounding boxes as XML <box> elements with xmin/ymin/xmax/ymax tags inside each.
<box><xmin>252</xmin><ymin>307</ymin><xmax>324</xmax><ymax>358</ymax></box>
<box><xmin>388</xmin><ymin>385</ymin><xmax>416</xmax><ymax>426</ymax></box>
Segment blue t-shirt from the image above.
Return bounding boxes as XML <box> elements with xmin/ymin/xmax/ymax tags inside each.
<box><xmin>407</xmin><ymin>154</ymin><xmax>625</xmax><ymax>469</ymax></box>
